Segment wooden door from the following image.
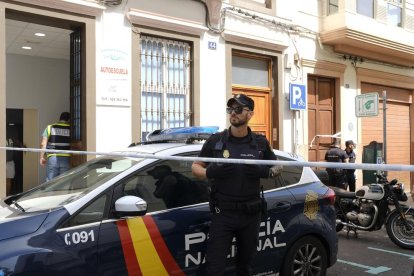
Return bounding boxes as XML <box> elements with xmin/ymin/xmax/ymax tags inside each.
<box><xmin>232</xmin><ymin>88</ymin><xmax>271</xmax><ymax>142</ymax></box>
<box><xmin>308</xmin><ymin>76</ymin><xmax>336</xmax><ymax>162</ymax></box>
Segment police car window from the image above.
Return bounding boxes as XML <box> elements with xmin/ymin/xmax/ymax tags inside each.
<box><xmin>116</xmin><ymin>158</ymin><xmax>209</xmax><ymax>212</ymax></box>
<box><xmin>61</xmin><ymin>193</ymin><xmax>109</xmax><ymax>228</ymax></box>
<box><xmin>12</xmin><ymin>157</ymin><xmax>139</xmax><ymax>212</ymax></box>
<box><xmin>260</xmin><ymin>156</ymin><xmax>303</xmax><ymax>190</ymax></box>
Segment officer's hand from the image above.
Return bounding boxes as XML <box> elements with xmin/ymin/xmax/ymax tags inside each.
<box><xmin>269</xmin><ymin>165</ymin><xmax>283</xmax><ymax>177</ymax></box>
<box><xmin>243</xmin><ymin>164</ymin><xmax>270</xmax><ymax>179</ymax></box>
<box><xmin>206</xmin><ymin>163</ymin><xmax>236</xmax><ymax>179</ymax></box>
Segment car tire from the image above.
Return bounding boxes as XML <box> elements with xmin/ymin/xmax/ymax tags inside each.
<box><xmin>280</xmin><ymin>236</ymin><xmax>328</xmax><ymax>276</ymax></box>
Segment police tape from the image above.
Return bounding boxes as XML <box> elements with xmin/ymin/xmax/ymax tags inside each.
<box><xmin>1</xmin><ymin>146</ymin><xmax>414</xmax><ymax>172</ymax></box>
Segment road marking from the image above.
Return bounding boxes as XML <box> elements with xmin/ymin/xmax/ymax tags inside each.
<box><xmin>337</xmin><ymin>259</ymin><xmax>392</xmax><ymax>274</ymax></box>
<box><xmin>369</xmin><ymin>247</ymin><xmax>414</xmax><ymax>260</ymax></box>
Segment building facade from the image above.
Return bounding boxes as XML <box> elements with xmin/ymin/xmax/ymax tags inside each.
<box><xmin>0</xmin><ymin>0</ymin><xmax>413</xmax><ymax>197</ymax></box>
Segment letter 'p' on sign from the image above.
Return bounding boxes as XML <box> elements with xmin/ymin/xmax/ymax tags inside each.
<box><xmin>289</xmin><ymin>83</ymin><xmax>306</xmax><ymax>110</ymax></box>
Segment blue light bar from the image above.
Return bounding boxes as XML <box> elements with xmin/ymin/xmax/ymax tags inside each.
<box><xmin>146</xmin><ymin>126</ymin><xmax>219</xmax><ymax>142</ymax></box>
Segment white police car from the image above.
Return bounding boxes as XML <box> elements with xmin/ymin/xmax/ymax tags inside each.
<box><xmin>0</xmin><ymin>127</ymin><xmax>337</xmax><ymax>275</ymax></box>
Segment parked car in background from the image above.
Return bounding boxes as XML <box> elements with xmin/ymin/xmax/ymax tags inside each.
<box><xmin>0</xmin><ymin>127</ymin><xmax>337</xmax><ymax>275</ymax></box>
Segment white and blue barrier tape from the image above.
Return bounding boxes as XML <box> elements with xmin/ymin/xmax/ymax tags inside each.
<box><xmin>1</xmin><ymin>146</ymin><xmax>414</xmax><ymax>172</ymax></box>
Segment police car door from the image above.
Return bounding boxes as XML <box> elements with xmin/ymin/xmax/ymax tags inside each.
<box><xmin>97</xmin><ymin>157</ymin><xmax>211</xmax><ymax>275</ymax></box>
<box><xmin>54</xmin><ymin>191</ymin><xmax>111</xmax><ymax>275</ymax></box>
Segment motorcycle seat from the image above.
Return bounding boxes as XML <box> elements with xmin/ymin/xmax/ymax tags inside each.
<box><xmin>329</xmin><ymin>186</ymin><xmax>355</xmax><ymax>198</ymax></box>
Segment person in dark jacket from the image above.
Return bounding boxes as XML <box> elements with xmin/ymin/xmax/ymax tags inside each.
<box><xmin>344</xmin><ymin>140</ymin><xmax>356</xmax><ymax>192</ymax></box>
<box><xmin>192</xmin><ymin>94</ymin><xmax>282</xmax><ymax>276</ymax></box>
<box><xmin>325</xmin><ymin>138</ymin><xmax>348</xmax><ymax>189</ymax></box>
<box><xmin>148</xmin><ymin>165</ymin><xmax>209</xmax><ymax>208</ymax></box>
<box><xmin>40</xmin><ymin>112</ymin><xmax>71</xmax><ymax>181</ymax></box>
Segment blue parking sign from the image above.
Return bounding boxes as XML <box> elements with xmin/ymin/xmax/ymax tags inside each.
<box><xmin>289</xmin><ymin>83</ymin><xmax>306</xmax><ymax>110</ymax></box>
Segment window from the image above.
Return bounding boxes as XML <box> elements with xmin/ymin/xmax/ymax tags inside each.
<box><xmin>62</xmin><ymin>193</ymin><xmax>109</xmax><ymax>227</ymax></box>
<box><xmin>113</xmin><ymin>158</ymin><xmax>209</xmax><ymax>212</ymax></box>
<box><xmin>14</xmin><ymin>157</ymin><xmax>140</xmax><ymax>212</ymax></box>
<box><xmin>232</xmin><ymin>55</ymin><xmax>269</xmax><ymax>87</ymax></box>
<box><xmin>230</xmin><ymin>0</ymin><xmax>273</xmax><ymax>13</ymax></box>
<box><xmin>140</xmin><ymin>35</ymin><xmax>192</xmax><ymax>141</ymax></box>
<box><xmin>357</xmin><ymin>0</ymin><xmax>374</xmax><ymax>17</ymax></box>
<box><xmin>260</xmin><ymin>156</ymin><xmax>304</xmax><ymax>191</ymax></box>
<box><xmin>387</xmin><ymin>0</ymin><xmax>403</xmax><ymax>27</ymax></box>
<box><xmin>328</xmin><ymin>0</ymin><xmax>339</xmax><ymax>14</ymax></box>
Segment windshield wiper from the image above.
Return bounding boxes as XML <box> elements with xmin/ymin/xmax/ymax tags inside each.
<box><xmin>13</xmin><ymin>201</ymin><xmax>25</xmax><ymax>212</ymax></box>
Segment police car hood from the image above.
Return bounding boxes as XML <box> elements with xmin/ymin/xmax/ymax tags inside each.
<box><xmin>0</xmin><ymin>200</ymin><xmax>48</xmax><ymax>241</ymax></box>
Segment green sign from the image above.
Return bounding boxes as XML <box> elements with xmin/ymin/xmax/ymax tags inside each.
<box><xmin>355</xmin><ymin>93</ymin><xmax>379</xmax><ymax>117</ymax></box>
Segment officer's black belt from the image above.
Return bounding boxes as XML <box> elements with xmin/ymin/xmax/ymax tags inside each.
<box><xmin>216</xmin><ymin>201</ymin><xmax>246</xmax><ymax>210</ymax></box>
<box><xmin>215</xmin><ymin>198</ymin><xmax>262</xmax><ymax>211</ymax></box>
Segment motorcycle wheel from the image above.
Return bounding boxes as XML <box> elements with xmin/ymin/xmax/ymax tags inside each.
<box><xmin>386</xmin><ymin>209</ymin><xmax>414</xmax><ymax>249</ymax></box>
<box><xmin>280</xmin><ymin>236</ymin><xmax>327</xmax><ymax>276</ymax></box>
<box><xmin>335</xmin><ymin>205</ymin><xmax>345</xmax><ymax>232</ymax></box>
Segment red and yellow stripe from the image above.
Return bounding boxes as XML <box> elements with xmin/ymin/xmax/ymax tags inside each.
<box><xmin>117</xmin><ymin>216</ymin><xmax>184</xmax><ymax>276</ymax></box>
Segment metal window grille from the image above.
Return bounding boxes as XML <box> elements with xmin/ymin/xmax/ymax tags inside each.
<box><xmin>140</xmin><ymin>35</ymin><xmax>192</xmax><ymax>141</ymax></box>
<box><xmin>70</xmin><ymin>28</ymin><xmax>82</xmax><ymax>141</ymax></box>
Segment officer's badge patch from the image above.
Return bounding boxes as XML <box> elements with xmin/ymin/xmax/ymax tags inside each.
<box><xmin>304</xmin><ymin>190</ymin><xmax>319</xmax><ymax>220</ymax></box>
<box><xmin>223</xmin><ymin>150</ymin><xmax>230</xmax><ymax>158</ymax></box>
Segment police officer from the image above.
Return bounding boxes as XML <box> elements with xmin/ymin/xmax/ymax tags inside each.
<box><xmin>192</xmin><ymin>94</ymin><xmax>281</xmax><ymax>276</ymax></box>
<box><xmin>344</xmin><ymin>140</ymin><xmax>356</xmax><ymax>192</ymax></box>
<box><xmin>40</xmin><ymin>112</ymin><xmax>71</xmax><ymax>181</ymax></box>
<box><xmin>325</xmin><ymin>138</ymin><xmax>348</xmax><ymax>189</ymax></box>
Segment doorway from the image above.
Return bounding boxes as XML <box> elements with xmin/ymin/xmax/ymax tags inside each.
<box><xmin>361</xmin><ymin>83</ymin><xmax>411</xmax><ymax>188</ymax></box>
<box><xmin>232</xmin><ymin>51</ymin><xmax>274</xmax><ymax>143</ymax></box>
<box><xmin>6</xmin><ymin>10</ymin><xmax>86</xmax><ymax>186</ymax></box>
<box><xmin>6</xmin><ymin>108</ymin><xmax>23</xmax><ymax>195</ymax></box>
<box><xmin>307</xmin><ymin>76</ymin><xmax>336</xmax><ymax>162</ymax></box>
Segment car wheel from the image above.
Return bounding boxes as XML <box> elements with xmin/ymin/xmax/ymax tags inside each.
<box><xmin>280</xmin><ymin>236</ymin><xmax>328</xmax><ymax>276</ymax></box>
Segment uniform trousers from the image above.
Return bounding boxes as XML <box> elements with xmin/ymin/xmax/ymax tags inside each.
<box><xmin>346</xmin><ymin>171</ymin><xmax>356</xmax><ymax>192</ymax></box>
<box><xmin>205</xmin><ymin>209</ymin><xmax>261</xmax><ymax>276</ymax></box>
<box><xmin>326</xmin><ymin>168</ymin><xmax>347</xmax><ymax>189</ymax></box>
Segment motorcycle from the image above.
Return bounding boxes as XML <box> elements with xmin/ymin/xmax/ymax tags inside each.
<box><xmin>330</xmin><ymin>172</ymin><xmax>414</xmax><ymax>249</ymax></box>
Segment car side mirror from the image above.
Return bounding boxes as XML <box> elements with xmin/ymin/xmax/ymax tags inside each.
<box><xmin>115</xmin><ymin>196</ymin><xmax>147</xmax><ymax>217</ymax></box>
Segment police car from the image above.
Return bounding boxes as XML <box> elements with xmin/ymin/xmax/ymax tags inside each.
<box><xmin>0</xmin><ymin>127</ymin><xmax>337</xmax><ymax>275</ymax></box>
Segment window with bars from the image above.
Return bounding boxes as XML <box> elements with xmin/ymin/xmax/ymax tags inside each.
<box><xmin>140</xmin><ymin>35</ymin><xmax>192</xmax><ymax>141</ymax></box>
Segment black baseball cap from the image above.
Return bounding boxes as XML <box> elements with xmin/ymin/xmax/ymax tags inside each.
<box><xmin>227</xmin><ymin>94</ymin><xmax>254</xmax><ymax>111</ymax></box>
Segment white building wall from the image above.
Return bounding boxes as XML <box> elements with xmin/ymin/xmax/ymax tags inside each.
<box><xmin>6</xmin><ymin>0</ymin><xmax>414</xmax><ymax>160</ymax></box>
<box><xmin>95</xmin><ymin>6</ymin><xmax>132</xmax><ymax>152</ymax></box>
<box><xmin>2</xmin><ymin>0</ymin><xmax>414</xmax><ymax>195</ymax></box>
<box><xmin>199</xmin><ymin>32</ymin><xmax>228</xmax><ymax>129</ymax></box>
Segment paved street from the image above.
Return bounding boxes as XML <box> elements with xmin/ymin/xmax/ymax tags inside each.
<box><xmin>327</xmin><ymin>193</ymin><xmax>414</xmax><ymax>276</ymax></box>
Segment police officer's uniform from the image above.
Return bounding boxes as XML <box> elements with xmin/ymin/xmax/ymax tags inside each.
<box><xmin>345</xmin><ymin>141</ymin><xmax>356</xmax><ymax>192</ymax></box>
<box><xmin>44</xmin><ymin>121</ymin><xmax>71</xmax><ymax>180</ymax></box>
<box><xmin>46</xmin><ymin>122</ymin><xmax>71</xmax><ymax>156</ymax></box>
<box><xmin>325</xmin><ymin>144</ymin><xmax>348</xmax><ymax>189</ymax></box>
<box><xmin>199</xmin><ymin>127</ymin><xmax>276</xmax><ymax>275</ymax></box>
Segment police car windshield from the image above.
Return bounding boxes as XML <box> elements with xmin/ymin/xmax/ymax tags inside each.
<box><xmin>14</xmin><ymin>157</ymin><xmax>141</xmax><ymax>212</ymax></box>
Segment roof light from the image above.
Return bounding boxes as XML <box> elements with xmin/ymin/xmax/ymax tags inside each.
<box><xmin>21</xmin><ymin>46</ymin><xmax>32</xmax><ymax>50</ymax></box>
<box><xmin>34</xmin><ymin>32</ymin><xmax>46</xmax><ymax>37</ymax></box>
<box><xmin>145</xmin><ymin>126</ymin><xmax>219</xmax><ymax>143</ymax></box>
